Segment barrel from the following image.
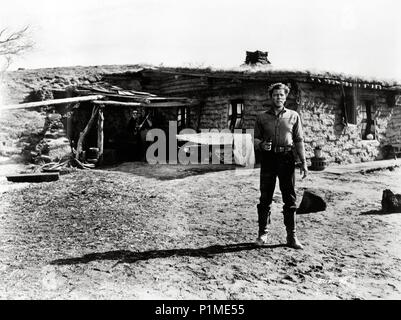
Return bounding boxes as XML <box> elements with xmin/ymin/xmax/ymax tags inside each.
<box><xmin>310</xmin><ymin>157</ymin><xmax>328</xmax><ymax>171</ymax></box>
<box><xmin>87</xmin><ymin>147</ymin><xmax>99</xmax><ymax>159</ymax></box>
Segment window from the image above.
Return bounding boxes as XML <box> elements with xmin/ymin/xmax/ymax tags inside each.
<box><xmin>177</xmin><ymin>107</ymin><xmax>189</xmax><ymax>130</ymax></box>
<box><xmin>361</xmin><ymin>100</ymin><xmax>376</xmax><ymax>140</ymax></box>
<box><xmin>228</xmin><ymin>100</ymin><xmax>244</xmax><ymax>131</ymax></box>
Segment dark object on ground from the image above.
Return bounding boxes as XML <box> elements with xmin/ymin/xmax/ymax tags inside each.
<box><xmin>309</xmin><ymin>157</ymin><xmax>328</xmax><ymax>171</ymax></box>
<box><xmin>381</xmin><ymin>189</ymin><xmax>401</xmax><ymax>213</ymax></box>
<box><xmin>6</xmin><ymin>172</ymin><xmax>59</xmax><ymax>183</ymax></box>
<box><xmin>297</xmin><ymin>189</ymin><xmax>327</xmax><ymax>214</ymax></box>
<box><xmin>382</xmin><ymin>144</ymin><xmax>400</xmax><ymax>160</ymax></box>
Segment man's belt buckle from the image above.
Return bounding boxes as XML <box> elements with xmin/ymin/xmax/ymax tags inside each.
<box><xmin>274</xmin><ymin>146</ymin><xmax>292</xmax><ymax>153</ymax></box>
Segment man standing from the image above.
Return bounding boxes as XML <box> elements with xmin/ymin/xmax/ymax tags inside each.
<box><xmin>254</xmin><ymin>83</ymin><xmax>308</xmax><ymax>249</ymax></box>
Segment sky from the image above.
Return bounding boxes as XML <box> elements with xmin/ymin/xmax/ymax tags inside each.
<box><xmin>1</xmin><ymin>0</ymin><xmax>401</xmax><ymax>80</ymax></box>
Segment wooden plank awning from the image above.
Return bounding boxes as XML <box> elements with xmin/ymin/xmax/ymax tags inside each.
<box><xmin>0</xmin><ymin>95</ymin><xmax>198</xmax><ymax>110</ymax></box>
<box><xmin>86</xmin><ymin>92</ymin><xmax>190</xmax><ymax>102</ymax></box>
<box><xmin>1</xmin><ymin>95</ymin><xmax>104</xmax><ymax>110</ymax></box>
<box><xmin>0</xmin><ymin>82</ymin><xmax>199</xmax><ymax>110</ymax></box>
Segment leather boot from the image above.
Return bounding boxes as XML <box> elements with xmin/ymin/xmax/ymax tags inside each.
<box><xmin>256</xmin><ymin>204</ymin><xmax>271</xmax><ymax>245</ymax></box>
<box><xmin>283</xmin><ymin>210</ymin><xmax>304</xmax><ymax>249</ymax></box>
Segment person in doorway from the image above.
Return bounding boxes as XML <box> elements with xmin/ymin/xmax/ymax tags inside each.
<box><xmin>253</xmin><ymin>83</ymin><xmax>308</xmax><ymax>249</ymax></box>
<box><xmin>124</xmin><ymin>109</ymin><xmax>142</xmax><ymax>161</ymax></box>
<box><xmin>127</xmin><ymin>109</ymin><xmax>140</xmax><ymax>138</ymax></box>
<box><xmin>127</xmin><ymin>108</ymin><xmax>153</xmax><ymax>161</ymax></box>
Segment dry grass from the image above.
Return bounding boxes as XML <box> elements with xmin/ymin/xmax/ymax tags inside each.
<box><xmin>1</xmin><ymin>163</ymin><xmax>401</xmax><ymax>299</ymax></box>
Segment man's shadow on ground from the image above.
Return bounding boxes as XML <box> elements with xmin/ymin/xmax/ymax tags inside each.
<box><xmin>50</xmin><ymin>242</ymin><xmax>286</xmax><ymax>266</ymax></box>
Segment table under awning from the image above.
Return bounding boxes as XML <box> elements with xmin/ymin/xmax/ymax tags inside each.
<box><xmin>176</xmin><ymin>132</ymin><xmax>255</xmax><ymax>167</ymax></box>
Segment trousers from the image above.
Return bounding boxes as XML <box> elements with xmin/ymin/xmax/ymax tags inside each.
<box><xmin>259</xmin><ymin>151</ymin><xmax>296</xmax><ymax>214</ymax></box>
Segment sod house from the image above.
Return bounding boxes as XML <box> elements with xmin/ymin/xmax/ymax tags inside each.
<box><xmin>100</xmin><ymin>52</ymin><xmax>401</xmax><ymax>164</ymax></box>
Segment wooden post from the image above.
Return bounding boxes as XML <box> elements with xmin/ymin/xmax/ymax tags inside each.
<box><xmin>97</xmin><ymin>105</ymin><xmax>104</xmax><ymax>165</ymax></box>
<box><xmin>76</xmin><ymin>105</ymin><xmax>99</xmax><ymax>161</ymax></box>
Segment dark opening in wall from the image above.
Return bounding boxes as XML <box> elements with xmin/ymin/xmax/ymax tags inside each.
<box><xmin>361</xmin><ymin>100</ymin><xmax>376</xmax><ymax>140</ymax></box>
<box><xmin>342</xmin><ymin>86</ymin><xmax>358</xmax><ymax>125</ymax></box>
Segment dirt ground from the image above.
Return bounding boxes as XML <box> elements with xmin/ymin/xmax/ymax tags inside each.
<box><xmin>0</xmin><ymin>159</ymin><xmax>401</xmax><ymax>300</ymax></box>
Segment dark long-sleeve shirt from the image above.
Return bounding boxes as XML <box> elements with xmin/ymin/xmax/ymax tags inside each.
<box><xmin>254</xmin><ymin>107</ymin><xmax>304</xmax><ymax>150</ymax></box>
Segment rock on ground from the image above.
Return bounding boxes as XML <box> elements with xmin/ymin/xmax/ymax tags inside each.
<box><xmin>382</xmin><ymin>189</ymin><xmax>401</xmax><ymax>213</ymax></box>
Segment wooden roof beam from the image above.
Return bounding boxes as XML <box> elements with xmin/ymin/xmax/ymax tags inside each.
<box><xmin>93</xmin><ymin>100</ymin><xmax>142</xmax><ymax>107</ymax></box>
<box><xmin>93</xmin><ymin>100</ymin><xmax>199</xmax><ymax>108</ymax></box>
